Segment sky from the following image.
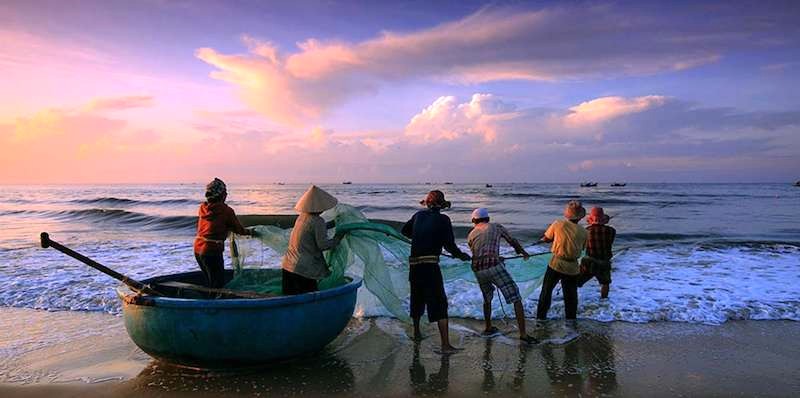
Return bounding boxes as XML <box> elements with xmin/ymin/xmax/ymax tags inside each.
<box><xmin>1</xmin><ymin>0</ymin><xmax>798</xmax><ymax>184</ymax></box>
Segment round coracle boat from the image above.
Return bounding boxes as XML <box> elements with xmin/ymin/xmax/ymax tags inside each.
<box><xmin>116</xmin><ymin>270</ymin><xmax>362</xmax><ymax>369</ymax></box>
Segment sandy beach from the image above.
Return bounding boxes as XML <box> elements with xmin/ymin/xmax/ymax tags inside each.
<box><xmin>1</xmin><ymin>307</ymin><xmax>798</xmax><ymax>397</ymax></box>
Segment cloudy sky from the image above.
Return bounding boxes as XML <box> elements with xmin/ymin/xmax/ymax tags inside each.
<box><xmin>1</xmin><ymin>0</ymin><xmax>798</xmax><ymax>183</ymax></box>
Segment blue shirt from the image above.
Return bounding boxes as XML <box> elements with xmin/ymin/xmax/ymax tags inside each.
<box><xmin>402</xmin><ymin>208</ymin><xmax>466</xmax><ymax>259</ymax></box>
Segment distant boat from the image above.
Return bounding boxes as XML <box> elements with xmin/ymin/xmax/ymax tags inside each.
<box><xmin>610</xmin><ymin>182</ymin><xmax>627</xmax><ymax>187</ymax></box>
<box><xmin>485</xmin><ymin>184</ymin><xmax>493</xmax><ymax>188</ymax></box>
<box><xmin>342</xmin><ymin>181</ymin><xmax>352</xmax><ymax>185</ymax></box>
<box><xmin>424</xmin><ymin>182</ymin><xmax>432</xmax><ymax>185</ymax></box>
<box><xmin>276</xmin><ymin>182</ymin><xmax>285</xmax><ymax>186</ymax></box>
<box><xmin>444</xmin><ymin>182</ymin><xmax>454</xmax><ymax>185</ymax></box>
<box><xmin>795</xmin><ymin>181</ymin><xmax>800</xmax><ymax>187</ymax></box>
<box><xmin>580</xmin><ymin>182</ymin><xmax>598</xmax><ymax>187</ymax></box>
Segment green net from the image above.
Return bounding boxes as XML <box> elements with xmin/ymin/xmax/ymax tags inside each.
<box><xmin>226</xmin><ymin>204</ymin><xmax>550</xmax><ymax>322</ymax></box>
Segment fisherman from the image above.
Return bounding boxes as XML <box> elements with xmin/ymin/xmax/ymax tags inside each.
<box><xmin>536</xmin><ymin>200</ymin><xmax>587</xmax><ymax>321</ymax></box>
<box><xmin>402</xmin><ymin>190</ymin><xmax>471</xmax><ymax>353</ymax></box>
<box><xmin>194</xmin><ymin>178</ymin><xmax>254</xmax><ymax>288</ymax></box>
<box><xmin>281</xmin><ymin>185</ymin><xmax>343</xmax><ymax>295</ymax></box>
<box><xmin>577</xmin><ymin>207</ymin><xmax>616</xmax><ymax>299</ymax></box>
<box><xmin>467</xmin><ymin>208</ymin><xmax>538</xmax><ymax>343</ymax></box>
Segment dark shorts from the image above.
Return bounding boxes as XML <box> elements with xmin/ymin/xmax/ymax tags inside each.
<box><xmin>282</xmin><ymin>269</ymin><xmax>318</xmax><ymax>295</ymax></box>
<box><xmin>195</xmin><ymin>252</ymin><xmax>225</xmax><ymax>288</ymax></box>
<box><xmin>578</xmin><ymin>257</ymin><xmax>612</xmax><ymax>286</ymax></box>
<box><xmin>409</xmin><ymin>262</ymin><xmax>448</xmax><ymax>322</ymax></box>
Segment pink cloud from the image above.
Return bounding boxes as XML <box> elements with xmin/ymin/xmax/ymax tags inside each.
<box><xmin>405</xmin><ymin>94</ymin><xmax>517</xmax><ymax>143</ymax></box>
<box><xmin>563</xmin><ymin>96</ymin><xmax>668</xmax><ymax>128</ymax></box>
<box><xmin>196</xmin><ymin>3</ymin><xmax>788</xmax><ymax>125</ymax></box>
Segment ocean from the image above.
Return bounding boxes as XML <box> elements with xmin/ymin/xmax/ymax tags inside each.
<box><xmin>1</xmin><ymin>183</ymin><xmax>798</xmax><ymax>325</ymax></box>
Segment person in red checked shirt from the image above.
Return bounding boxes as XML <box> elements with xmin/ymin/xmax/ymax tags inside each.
<box><xmin>577</xmin><ymin>207</ymin><xmax>616</xmax><ymax>299</ymax></box>
<box><xmin>193</xmin><ymin>178</ymin><xmax>254</xmax><ymax>288</ymax></box>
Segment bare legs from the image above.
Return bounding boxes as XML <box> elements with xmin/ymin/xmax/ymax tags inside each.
<box><xmin>601</xmin><ymin>284</ymin><xmax>609</xmax><ymax>299</ymax></box>
<box><xmin>413</xmin><ymin>316</ymin><xmax>461</xmax><ymax>353</ymax></box>
<box><xmin>483</xmin><ymin>297</ymin><xmax>536</xmax><ymax>342</ymax></box>
<box><xmin>437</xmin><ymin>319</ymin><xmax>460</xmax><ymax>353</ymax></box>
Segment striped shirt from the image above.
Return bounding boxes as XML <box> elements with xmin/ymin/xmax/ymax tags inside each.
<box><xmin>467</xmin><ymin>223</ymin><xmax>525</xmax><ymax>271</ymax></box>
<box><xmin>586</xmin><ymin>224</ymin><xmax>616</xmax><ymax>261</ymax></box>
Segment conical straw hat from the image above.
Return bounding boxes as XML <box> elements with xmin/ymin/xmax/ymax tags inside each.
<box><xmin>294</xmin><ymin>185</ymin><xmax>338</xmax><ymax>213</ymax></box>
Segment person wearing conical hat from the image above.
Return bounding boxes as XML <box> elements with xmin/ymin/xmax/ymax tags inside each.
<box><xmin>536</xmin><ymin>200</ymin><xmax>587</xmax><ymax>321</ymax></box>
<box><xmin>281</xmin><ymin>185</ymin><xmax>342</xmax><ymax>295</ymax></box>
<box><xmin>401</xmin><ymin>190</ymin><xmax>471</xmax><ymax>354</ymax></box>
<box><xmin>577</xmin><ymin>207</ymin><xmax>616</xmax><ymax>299</ymax></box>
<box><xmin>194</xmin><ymin>178</ymin><xmax>254</xmax><ymax>288</ymax></box>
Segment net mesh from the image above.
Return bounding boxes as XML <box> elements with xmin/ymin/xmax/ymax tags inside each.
<box><xmin>226</xmin><ymin>204</ymin><xmax>550</xmax><ymax>321</ymax></box>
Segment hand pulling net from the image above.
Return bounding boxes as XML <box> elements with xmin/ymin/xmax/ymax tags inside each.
<box><xmin>226</xmin><ymin>204</ymin><xmax>550</xmax><ymax>321</ymax></box>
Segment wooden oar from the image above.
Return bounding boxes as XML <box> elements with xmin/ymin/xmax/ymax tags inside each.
<box><xmin>40</xmin><ymin>232</ymin><xmax>274</xmax><ymax>299</ymax></box>
<box><xmin>40</xmin><ymin>232</ymin><xmax>162</xmax><ymax>296</ymax></box>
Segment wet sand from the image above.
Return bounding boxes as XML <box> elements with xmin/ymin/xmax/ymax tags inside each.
<box><xmin>1</xmin><ymin>307</ymin><xmax>798</xmax><ymax>397</ymax></box>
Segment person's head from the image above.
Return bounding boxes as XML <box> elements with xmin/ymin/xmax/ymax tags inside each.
<box><xmin>294</xmin><ymin>185</ymin><xmax>338</xmax><ymax>214</ymax></box>
<box><xmin>586</xmin><ymin>207</ymin><xmax>610</xmax><ymax>225</ymax></box>
<box><xmin>420</xmin><ymin>190</ymin><xmax>451</xmax><ymax>210</ymax></box>
<box><xmin>563</xmin><ymin>200</ymin><xmax>586</xmax><ymax>223</ymax></box>
<box><xmin>205</xmin><ymin>178</ymin><xmax>227</xmax><ymax>203</ymax></box>
<box><xmin>471</xmin><ymin>208</ymin><xmax>490</xmax><ymax>224</ymax></box>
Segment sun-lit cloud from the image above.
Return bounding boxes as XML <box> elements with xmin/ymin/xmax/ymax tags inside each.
<box><xmin>85</xmin><ymin>96</ymin><xmax>155</xmax><ymax>111</ymax></box>
<box><xmin>196</xmin><ymin>3</ymin><xmax>796</xmax><ymax>126</ymax></box>
<box><xmin>563</xmin><ymin>96</ymin><xmax>668</xmax><ymax>128</ymax></box>
<box><xmin>404</xmin><ymin>93</ymin><xmax>518</xmax><ymax>143</ymax></box>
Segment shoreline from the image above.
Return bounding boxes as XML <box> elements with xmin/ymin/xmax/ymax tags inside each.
<box><xmin>1</xmin><ymin>307</ymin><xmax>799</xmax><ymax>397</ymax></box>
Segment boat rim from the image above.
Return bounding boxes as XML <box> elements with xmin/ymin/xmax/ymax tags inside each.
<box><xmin>116</xmin><ymin>271</ymin><xmax>362</xmax><ymax>309</ymax></box>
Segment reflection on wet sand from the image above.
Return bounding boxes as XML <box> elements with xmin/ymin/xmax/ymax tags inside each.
<box><xmin>409</xmin><ymin>343</ymin><xmax>450</xmax><ymax>396</ymax></box>
<box><xmin>125</xmin><ymin>350</ymin><xmax>354</xmax><ymax>396</ymax></box>
<box><xmin>540</xmin><ymin>322</ymin><xmax>618</xmax><ymax>396</ymax></box>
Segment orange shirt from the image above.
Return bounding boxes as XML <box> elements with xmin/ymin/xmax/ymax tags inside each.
<box><xmin>193</xmin><ymin>202</ymin><xmax>246</xmax><ymax>254</ymax></box>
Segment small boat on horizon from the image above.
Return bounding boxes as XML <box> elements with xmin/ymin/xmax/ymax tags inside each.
<box><xmin>580</xmin><ymin>182</ymin><xmax>598</xmax><ymax>187</ymax></box>
<box><xmin>342</xmin><ymin>181</ymin><xmax>352</xmax><ymax>185</ymax></box>
<box><xmin>444</xmin><ymin>182</ymin><xmax>454</xmax><ymax>185</ymax></box>
<box><xmin>485</xmin><ymin>183</ymin><xmax>493</xmax><ymax>188</ymax></box>
<box><xmin>611</xmin><ymin>182</ymin><xmax>627</xmax><ymax>187</ymax></box>
<box><xmin>795</xmin><ymin>180</ymin><xmax>800</xmax><ymax>187</ymax></box>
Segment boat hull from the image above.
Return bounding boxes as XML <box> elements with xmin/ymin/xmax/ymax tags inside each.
<box><xmin>117</xmin><ymin>270</ymin><xmax>362</xmax><ymax>368</ymax></box>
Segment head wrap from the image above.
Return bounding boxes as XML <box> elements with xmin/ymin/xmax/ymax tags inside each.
<box><xmin>205</xmin><ymin>178</ymin><xmax>227</xmax><ymax>202</ymax></box>
<box><xmin>420</xmin><ymin>190</ymin><xmax>451</xmax><ymax>209</ymax></box>
<box><xmin>563</xmin><ymin>200</ymin><xmax>586</xmax><ymax>221</ymax></box>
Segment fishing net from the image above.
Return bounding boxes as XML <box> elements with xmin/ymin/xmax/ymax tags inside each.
<box><xmin>226</xmin><ymin>204</ymin><xmax>550</xmax><ymax>321</ymax></box>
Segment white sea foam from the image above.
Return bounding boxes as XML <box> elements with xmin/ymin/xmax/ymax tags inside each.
<box><xmin>2</xmin><ymin>238</ymin><xmax>799</xmax><ymax>325</ymax></box>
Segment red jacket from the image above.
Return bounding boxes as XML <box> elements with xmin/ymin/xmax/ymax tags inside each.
<box><xmin>193</xmin><ymin>202</ymin><xmax>247</xmax><ymax>255</ymax></box>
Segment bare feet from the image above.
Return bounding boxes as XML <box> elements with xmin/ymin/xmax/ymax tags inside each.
<box><xmin>520</xmin><ymin>334</ymin><xmax>539</xmax><ymax>344</ymax></box>
<box><xmin>438</xmin><ymin>344</ymin><xmax>462</xmax><ymax>355</ymax></box>
<box><xmin>482</xmin><ymin>326</ymin><xmax>500</xmax><ymax>336</ymax></box>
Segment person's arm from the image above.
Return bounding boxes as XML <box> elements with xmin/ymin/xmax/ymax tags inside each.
<box><xmin>314</xmin><ymin>216</ymin><xmax>338</xmax><ymax>251</ymax></box>
<box><xmin>500</xmin><ymin>225</ymin><xmax>529</xmax><ymax>258</ymax></box>
<box><xmin>443</xmin><ymin>216</ymin><xmax>470</xmax><ymax>261</ymax></box>
<box><xmin>540</xmin><ymin>222</ymin><xmax>555</xmax><ymax>243</ymax></box>
<box><xmin>401</xmin><ymin>215</ymin><xmax>415</xmax><ymax>239</ymax></box>
<box><xmin>227</xmin><ymin>207</ymin><xmax>250</xmax><ymax>236</ymax></box>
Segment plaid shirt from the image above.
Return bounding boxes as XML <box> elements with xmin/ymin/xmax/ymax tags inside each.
<box><xmin>467</xmin><ymin>223</ymin><xmax>525</xmax><ymax>271</ymax></box>
<box><xmin>586</xmin><ymin>224</ymin><xmax>616</xmax><ymax>261</ymax></box>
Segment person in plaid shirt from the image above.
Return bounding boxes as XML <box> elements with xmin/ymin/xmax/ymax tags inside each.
<box><xmin>467</xmin><ymin>208</ymin><xmax>537</xmax><ymax>343</ymax></box>
<box><xmin>578</xmin><ymin>207</ymin><xmax>616</xmax><ymax>299</ymax></box>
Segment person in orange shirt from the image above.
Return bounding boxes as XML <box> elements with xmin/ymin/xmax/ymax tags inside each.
<box><xmin>193</xmin><ymin>178</ymin><xmax>253</xmax><ymax>288</ymax></box>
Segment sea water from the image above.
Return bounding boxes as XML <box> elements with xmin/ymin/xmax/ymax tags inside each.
<box><xmin>0</xmin><ymin>183</ymin><xmax>798</xmax><ymax>324</ymax></box>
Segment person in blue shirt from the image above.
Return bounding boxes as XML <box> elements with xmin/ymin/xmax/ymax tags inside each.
<box><xmin>402</xmin><ymin>190</ymin><xmax>471</xmax><ymax>354</ymax></box>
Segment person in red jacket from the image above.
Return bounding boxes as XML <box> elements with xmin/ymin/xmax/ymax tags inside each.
<box><xmin>193</xmin><ymin>178</ymin><xmax>252</xmax><ymax>288</ymax></box>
